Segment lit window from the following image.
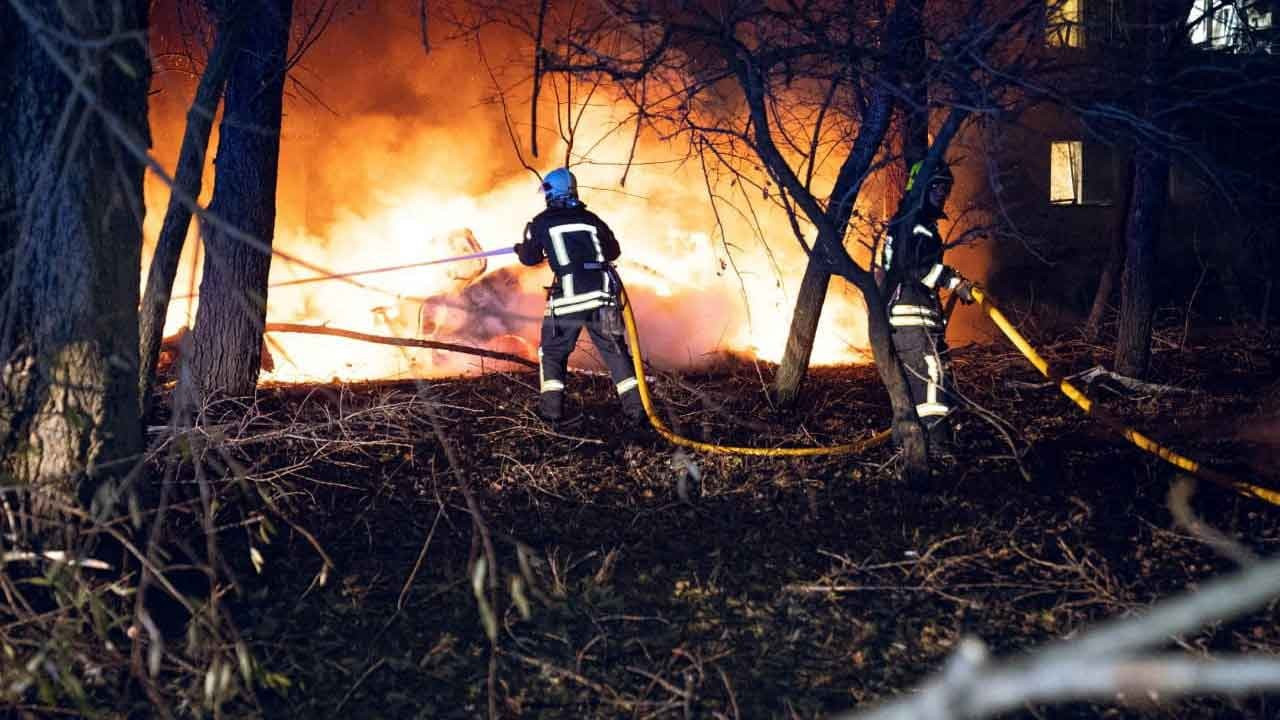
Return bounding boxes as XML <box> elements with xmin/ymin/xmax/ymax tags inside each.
<box><xmin>1213</xmin><ymin>3</ymin><xmax>1242</xmax><ymax>46</ymax></box>
<box><xmin>1252</xmin><ymin>4</ymin><xmax>1275</xmax><ymax>31</ymax></box>
<box><xmin>1189</xmin><ymin>0</ymin><xmax>1273</xmax><ymax>49</ymax></box>
<box><xmin>1190</xmin><ymin>0</ymin><xmax>1210</xmax><ymax>43</ymax></box>
<box><xmin>1047</xmin><ymin>0</ymin><xmax>1084</xmax><ymax>48</ymax></box>
<box><xmin>1050</xmin><ymin>141</ymin><xmax>1083</xmax><ymax>204</ymax></box>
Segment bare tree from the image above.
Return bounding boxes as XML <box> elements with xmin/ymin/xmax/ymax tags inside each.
<box><xmin>1084</xmin><ymin>157</ymin><xmax>1134</xmax><ymax>340</ymax></box>
<box><xmin>0</xmin><ymin>0</ymin><xmax>150</xmax><ymax>531</ymax></box>
<box><xmin>1050</xmin><ymin>1</ymin><xmax>1280</xmax><ymax>369</ymax></box>
<box><xmin>462</xmin><ymin>0</ymin><xmax>1045</xmax><ymax>476</ymax></box>
<box><xmin>1114</xmin><ymin>0</ymin><xmax>1193</xmax><ymax>377</ymax></box>
<box><xmin>139</xmin><ymin>0</ymin><xmax>238</xmax><ymax>413</ymax></box>
<box><xmin>175</xmin><ymin>0</ymin><xmax>293</xmax><ymax>416</ymax></box>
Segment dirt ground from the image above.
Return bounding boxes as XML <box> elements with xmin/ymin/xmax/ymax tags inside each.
<box><xmin>168</xmin><ymin>322</ymin><xmax>1280</xmax><ymax>719</ymax></box>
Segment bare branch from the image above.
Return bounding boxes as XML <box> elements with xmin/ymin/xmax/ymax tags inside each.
<box><xmin>842</xmin><ymin>554</ymin><xmax>1280</xmax><ymax>719</ymax></box>
<box><xmin>263</xmin><ymin>322</ymin><xmax>538</xmax><ymax>369</ymax></box>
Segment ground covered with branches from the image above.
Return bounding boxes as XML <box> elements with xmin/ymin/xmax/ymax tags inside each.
<box><xmin>148</xmin><ymin>318</ymin><xmax>1273</xmax><ymax>720</ymax></box>
<box><xmin>13</xmin><ymin>322</ymin><xmax>1278</xmax><ymax>719</ymax></box>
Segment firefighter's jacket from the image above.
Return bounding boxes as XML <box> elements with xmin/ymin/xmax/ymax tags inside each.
<box><xmin>882</xmin><ymin>204</ymin><xmax>963</xmax><ymax>330</ymax></box>
<box><xmin>516</xmin><ymin>204</ymin><xmax>621</xmax><ymax>316</ymax></box>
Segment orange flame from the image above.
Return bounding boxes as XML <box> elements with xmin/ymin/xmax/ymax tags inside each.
<box><xmin>142</xmin><ymin>15</ymin><xmax>884</xmax><ymax>383</ymax></box>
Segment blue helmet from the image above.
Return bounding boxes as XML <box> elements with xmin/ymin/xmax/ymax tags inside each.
<box><xmin>540</xmin><ymin>167</ymin><xmax>581</xmax><ymax>207</ymax></box>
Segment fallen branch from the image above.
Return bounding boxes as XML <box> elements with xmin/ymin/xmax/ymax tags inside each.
<box><xmin>264</xmin><ymin>322</ymin><xmax>538</xmax><ymax>369</ymax></box>
<box><xmin>511</xmin><ymin>652</ymin><xmax>635</xmax><ymax>709</ymax></box>
<box><xmin>838</xmin><ymin>554</ymin><xmax>1280</xmax><ymax>719</ymax></box>
<box><xmin>1006</xmin><ymin>365</ymin><xmax>1197</xmax><ymax>396</ymax></box>
<box><xmin>850</xmin><ymin>643</ymin><xmax>1280</xmax><ymax>720</ymax></box>
<box><xmin>1075</xmin><ymin>366</ymin><xmax>1198</xmax><ymax>396</ymax></box>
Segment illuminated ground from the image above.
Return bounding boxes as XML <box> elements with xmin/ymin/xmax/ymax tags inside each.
<box><xmin>153</xmin><ymin>323</ymin><xmax>1280</xmax><ymax>719</ymax></box>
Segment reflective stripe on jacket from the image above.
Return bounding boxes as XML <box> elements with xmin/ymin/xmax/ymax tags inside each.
<box><xmin>517</xmin><ymin>205</ymin><xmax>622</xmax><ymax>315</ymax></box>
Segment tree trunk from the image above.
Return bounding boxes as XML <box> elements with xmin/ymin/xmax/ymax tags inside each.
<box><xmin>778</xmin><ymin>229</ymin><xmax>930</xmax><ymax>477</ymax></box>
<box><xmin>774</xmin><ymin>262</ymin><xmax>832</xmax><ymax>407</ymax></box>
<box><xmin>176</xmin><ymin>0</ymin><xmax>292</xmax><ymax>416</ymax></box>
<box><xmin>138</xmin><ymin>18</ymin><xmax>237</xmax><ymax>414</ymax></box>
<box><xmin>772</xmin><ymin>0</ymin><xmax>923</xmax><ymax>409</ymax></box>
<box><xmin>1263</xmin><ymin>279</ymin><xmax>1273</xmax><ymax>330</ymax></box>
<box><xmin>1114</xmin><ymin>0</ymin><xmax>1184</xmax><ymax>378</ymax></box>
<box><xmin>850</xmin><ymin>274</ymin><xmax>929</xmax><ymax>480</ymax></box>
<box><xmin>1085</xmin><ymin>157</ymin><xmax>1135</xmax><ymax>340</ymax></box>
<box><xmin>891</xmin><ymin>26</ymin><xmax>931</xmax><ymax>481</ymax></box>
<box><xmin>1115</xmin><ymin>146</ymin><xmax>1169</xmax><ymax>377</ymax></box>
<box><xmin>0</xmin><ymin>1</ymin><xmax>150</xmax><ymax>530</ymax></box>
<box><xmin>901</xmin><ymin>0</ymin><xmax>929</xmax><ymax>173</ymax></box>
<box><xmin>1084</xmin><ymin>240</ymin><xmax>1121</xmax><ymax>341</ymax></box>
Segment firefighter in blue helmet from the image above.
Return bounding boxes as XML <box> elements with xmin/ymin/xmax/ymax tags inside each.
<box><xmin>513</xmin><ymin>168</ymin><xmax>645</xmax><ymax>424</ymax></box>
<box><xmin>882</xmin><ymin>160</ymin><xmax>976</xmax><ymax>456</ymax></box>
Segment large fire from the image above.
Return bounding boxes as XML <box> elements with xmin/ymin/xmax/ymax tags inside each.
<box><xmin>143</xmin><ymin>8</ymin><xmax>889</xmax><ymax>383</ymax></box>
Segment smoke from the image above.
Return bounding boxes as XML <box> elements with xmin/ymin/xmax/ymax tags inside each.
<box><xmin>142</xmin><ymin>2</ymin><xmax>885</xmax><ymax>382</ymax></box>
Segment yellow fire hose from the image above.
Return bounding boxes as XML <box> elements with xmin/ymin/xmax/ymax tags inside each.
<box><xmin>617</xmin><ymin>284</ymin><xmax>1279</xmax><ymax>506</ymax></box>
<box><xmin>619</xmin><ymin>290</ymin><xmax>892</xmax><ymax>456</ymax></box>
<box><xmin>970</xmin><ymin>287</ymin><xmax>1280</xmax><ymax>506</ymax></box>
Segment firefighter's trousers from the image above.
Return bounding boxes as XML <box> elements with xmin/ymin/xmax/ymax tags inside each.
<box><xmin>537</xmin><ymin>307</ymin><xmax>643</xmax><ymax>420</ymax></box>
<box><xmin>892</xmin><ymin>322</ymin><xmax>956</xmax><ymax>447</ymax></box>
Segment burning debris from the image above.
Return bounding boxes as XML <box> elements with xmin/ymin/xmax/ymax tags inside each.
<box><xmin>419</xmin><ymin>265</ymin><xmax>542</xmax><ymax>368</ymax></box>
<box><xmin>420</xmin><ymin>266</ymin><xmax>538</xmax><ymax>344</ymax></box>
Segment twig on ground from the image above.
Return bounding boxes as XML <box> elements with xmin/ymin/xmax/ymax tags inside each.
<box><xmin>397</xmin><ymin>501</ymin><xmax>447</xmax><ymax>612</ymax></box>
<box><xmin>511</xmin><ymin>651</ymin><xmax>637</xmax><ymax>709</ymax></box>
<box><xmin>1168</xmin><ymin>476</ymin><xmax>1258</xmax><ymax>567</ymax></box>
<box><xmin>333</xmin><ymin>657</ymin><xmax>387</xmax><ymax>715</ymax></box>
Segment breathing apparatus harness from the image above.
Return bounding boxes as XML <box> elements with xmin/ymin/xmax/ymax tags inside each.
<box><xmin>542</xmin><ymin>259</ymin><xmax>626</xmax><ymax>338</ymax></box>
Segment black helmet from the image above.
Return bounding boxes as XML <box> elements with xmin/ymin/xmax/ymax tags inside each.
<box><xmin>905</xmin><ymin>160</ymin><xmax>954</xmax><ymax>192</ymax></box>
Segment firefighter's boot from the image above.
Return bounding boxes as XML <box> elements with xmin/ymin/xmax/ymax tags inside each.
<box><xmin>621</xmin><ymin>390</ymin><xmax>645</xmax><ymax>423</ymax></box>
<box><xmin>925</xmin><ymin>417</ymin><xmax>955</xmax><ymax>461</ymax></box>
<box><xmin>539</xmin><ymin>391</ymin><xmax>564</xmax><ymax>423</ymax></box>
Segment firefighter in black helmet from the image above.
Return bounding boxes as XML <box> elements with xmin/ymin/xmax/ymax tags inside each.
<box><xmin>881</xmin><ymin>160</ymin><xmax>976</xmax><ymax>456</ymax></box>
<box><xmin>513</xmin><ymin>167</ymin><xmax>645</xmax><ymax>424</ymax></box>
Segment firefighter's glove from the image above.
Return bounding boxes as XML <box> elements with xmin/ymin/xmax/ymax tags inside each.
<box><xmin>953</xmin><ymin>279</ymin><xmax>977</xmax><ymax>304</ymax></box>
